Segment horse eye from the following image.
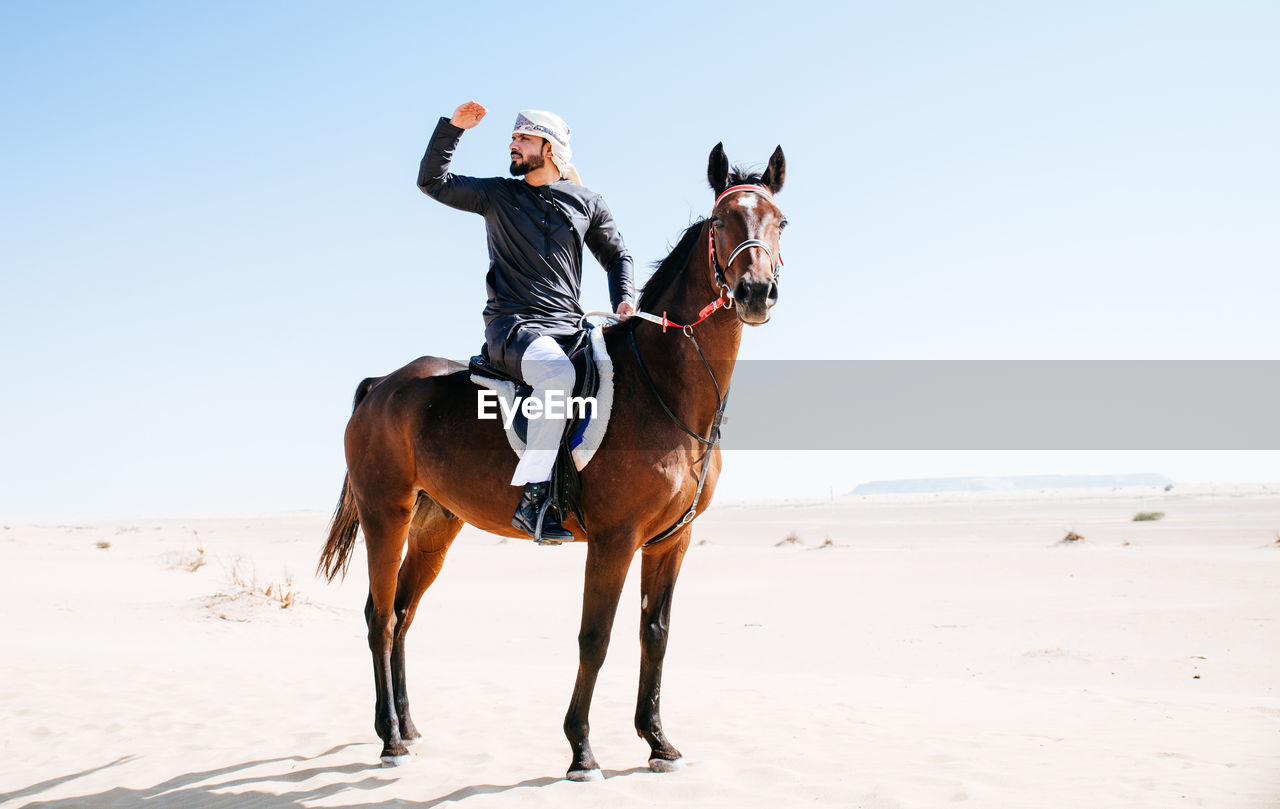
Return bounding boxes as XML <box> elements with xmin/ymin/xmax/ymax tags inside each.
<box><xmin>712</xmin><ymin>219</ymin><xmax>724</xmax><ymax>230</ymax></box>
<box><xmin>779</xmin><ymin>219</ymin><xmax>789</xmax><ymax>230</ymax></box>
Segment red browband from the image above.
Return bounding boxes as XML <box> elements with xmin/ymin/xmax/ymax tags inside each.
<box><xmin>714</xmin><ymin>184</ymin><xmax>774</xmax><ymax>207</ymax></box>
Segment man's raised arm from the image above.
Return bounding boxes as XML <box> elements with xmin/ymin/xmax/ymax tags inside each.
<box><xmin>417</xmin><ymin>101</ymin><xmax>492</xmax><ymax>214</ymax></box>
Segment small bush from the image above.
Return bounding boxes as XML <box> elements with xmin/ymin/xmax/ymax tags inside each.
<box><xmin>263</xmin><ymin>578</ymin><xmax>300</xmax><ymax>609</ymax></box>
<box><xmin>225</xmin><ymin>556</ymin><xmax>302</xmax><ymax>609</ymax></box>
<box><xmin>1133</xmin><ymin>511</ymin><xmax>1165</xmax><ymax>522</ymax></box>
<box><xmin>95</xmin><ymin>540</ymin><xmax>111</xmax><ymax>550</ymax></box>
<box><xmin>162</xmin><ymin>545</ymin><xmax>207</xmax><ymax>572</ymax></box>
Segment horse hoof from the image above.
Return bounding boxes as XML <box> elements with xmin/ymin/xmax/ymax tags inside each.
<box><xmin>380</xmin><ymin>753</ymin><xmax>412</xmax><ymax>767</ymax></box>
<box><xmin>648</xmin><ymin>757</ymin><xmax>685</xmax><ymax>773</ymax></box>
<box><xmin>566</xmin><ymin>767</ymin><xmax>604</xmax><ymax>782</ymax></box>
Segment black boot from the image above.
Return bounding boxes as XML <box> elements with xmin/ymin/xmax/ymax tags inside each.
<box><xmin>512</xmin><ymin>481</ymin><xmax>573</xmax><ymax>544</ymax></box>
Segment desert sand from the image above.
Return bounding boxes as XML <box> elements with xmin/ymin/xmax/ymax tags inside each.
<box><xmin>2</xmin><ymin>484</ymin><xmax>1277</xmax><ymax>808</ymax></box>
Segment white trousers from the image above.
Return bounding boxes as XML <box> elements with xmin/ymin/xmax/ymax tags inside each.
<box><xmin>510</xmin><ymin>335</ymin><xmax>576</xmax><ymax>486</ymax></box>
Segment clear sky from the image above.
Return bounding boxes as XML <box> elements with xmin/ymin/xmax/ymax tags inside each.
<box><xmin>2</xmin><ymin>2</ymin><xmax>1277</xmax><ymax>519</ymax></box>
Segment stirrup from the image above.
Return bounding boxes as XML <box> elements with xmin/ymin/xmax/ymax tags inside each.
<box><xmin>512</xmin><ymin>482</ymin><xmax>571</xmax><ymax>544</ymax></box>
<box><xmin>533</xmin><ymin>499</ymin><xmax>571</xmax><ymax>545</ymax></box>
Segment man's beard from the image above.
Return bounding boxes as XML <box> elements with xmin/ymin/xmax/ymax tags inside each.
<box><xmin>509</xmin><ymin>152</ymin><xmax>545</xmax><ymax>176</ymax></box>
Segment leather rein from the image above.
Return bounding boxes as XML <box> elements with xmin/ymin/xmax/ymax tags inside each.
<box><xmin>629</xmin><ymin>184</ymin><xmax>781</xmax><ymax>547</ymax></box>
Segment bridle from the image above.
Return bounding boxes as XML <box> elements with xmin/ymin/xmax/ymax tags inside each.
<box><xmin>708</xmin><ymin>183</ymin><xmax>784</xmax><ymax>296</ymax></box>
<box><xmin>627</xmin><ymin>183</ymin><xmax>785</xmax><ymax>547</ymax></box>
<box><xmin>578</xmin><ymin>182</ymin><xmax>788</xmax><ymax>547</ymax></box>
<box><xmin>626</xmin><ymin>183</ymin><xmax>786</xmax><ymax>334</ymax></box>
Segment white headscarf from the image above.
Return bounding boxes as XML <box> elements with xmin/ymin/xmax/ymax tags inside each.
<box><xmin>512</xmin><ymin>109</ymin><xmax>582</xmax><ymax>185</ymax></box>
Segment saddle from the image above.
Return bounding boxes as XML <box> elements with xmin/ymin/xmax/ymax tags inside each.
<box><xmin>468</xmin><ymin>328</ymin><xmax>605</xmax><ymax>530</ymax></box>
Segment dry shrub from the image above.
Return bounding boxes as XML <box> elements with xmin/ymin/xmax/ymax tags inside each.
<box><xmin>163</xmin><ymin>545</ymin><xmax>207</xmax><ymax>572</ymax></box>
<box><xmin>1132</xmin><ymin>512</ymin><xmax>1165</xmax><ymax>522</ymax></box>
<box><xmin>95</xmin><ymin>540</ymin><xmax>111</xmax><ymax>550</ymax></box>
<box><xmin>263</xmin><ymin>579</ymin><xmax>299</xmax><ymax>609</ymax></box>
<box><xmin>775</xmin><ymin>531</ymin><xmax>802</xmax><ymax>547</ymax></box>
<box><xmin>225</xmin><ymin>556</ymin><xmax>302</xmax><ymax>609</ymax></box>
<box><xmin>1061</xmin><ymin>531</ymin><xmax>1084</xmax><ymax>543</ymax></box>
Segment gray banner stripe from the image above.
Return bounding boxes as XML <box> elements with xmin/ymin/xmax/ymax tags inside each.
<box><xmin>710</xmin><ymin>361</ymin><xmax>1278</xmax><ymax>449</ymax></box>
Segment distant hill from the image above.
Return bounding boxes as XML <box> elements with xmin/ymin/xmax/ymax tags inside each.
<box><xmin>848</xmin><ymin>474</ymin><xmax>1174</xmax><ymax>496</ymax></box>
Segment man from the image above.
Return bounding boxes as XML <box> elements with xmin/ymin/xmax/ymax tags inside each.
<box><xmin>418</xmin><ymin>101</ymin><xmax>637</xmax><ymax>542</ymax></box>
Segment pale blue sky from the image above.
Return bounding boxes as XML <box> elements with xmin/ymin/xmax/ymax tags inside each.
<box><xmin>2</xmin><ymin>2</ymin><xmax>1277</xmax><ymax>518</ymax></box>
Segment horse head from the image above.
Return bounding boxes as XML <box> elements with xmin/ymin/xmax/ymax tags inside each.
<box><xmin>706</xmin><ymin>143</ymin><xmax>787</xmax><ymax>325</ymax></box>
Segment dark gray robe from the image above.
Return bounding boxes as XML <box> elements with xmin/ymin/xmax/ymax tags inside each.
<box><xmin>418</xmin><ymin>117</ymin><xmax>635</xmax><ymax>377</ymax></box>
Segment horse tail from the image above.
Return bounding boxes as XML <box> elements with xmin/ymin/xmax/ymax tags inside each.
<box><xmin>319</xmin><ymin>474</ymin><xmax>360</xmax><ymax>581</ymax></box>
<box><xmin>317</xmin><ymin>376</ymin><xmax>381</xmax><ymax>582</ymax></box>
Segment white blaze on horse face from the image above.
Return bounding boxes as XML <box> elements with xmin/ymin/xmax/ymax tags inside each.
<box><xmin>737</xmin><ymin>194</ymin><xmax>757</xmax><ymax>210</ymax></box>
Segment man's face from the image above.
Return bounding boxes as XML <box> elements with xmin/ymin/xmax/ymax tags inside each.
<box><xmin>509</xmin><ymin>133</ymin><xmax>549</xmax><ymax>175</ymax></box>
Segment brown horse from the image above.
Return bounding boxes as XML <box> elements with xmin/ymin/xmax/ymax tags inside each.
<box><xmin>318</xmin><ymin>143</ymin><xmax>786</xmax><ymax>781</ymax></box>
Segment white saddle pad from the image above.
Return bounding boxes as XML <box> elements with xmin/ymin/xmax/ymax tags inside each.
<box><xmin>470</xmin><ymin>326</ymin><xmax>613</xmax><ymax>471</ymax></box>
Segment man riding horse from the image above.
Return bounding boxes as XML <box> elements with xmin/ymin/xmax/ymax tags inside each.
<box><xmin>325</xmin><ymin>134</ymin><xmax>786</xmax><ymax>775</ymax></box>
<box><xmin>417</xmin><ymin>101</ymin><xmax>638</xmax><ymax>542</ymax></box>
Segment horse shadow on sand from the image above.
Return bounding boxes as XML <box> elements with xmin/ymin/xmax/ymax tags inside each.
<box><xmin>4</xmin><ymin>745</ymin><xmax>654</xmax><ymax>808</ymax></box>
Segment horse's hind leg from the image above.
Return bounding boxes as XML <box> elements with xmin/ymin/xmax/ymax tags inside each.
<box><xmin>391</xmin><ymin>493</ymin><xmax>464</xmax><ymax>744</ymax></box>
<box><xmin>359</xmin><ymin>497</ymin><xmax>416</xmax><ymax>765</ymax></box>
<box><xmin>636</xmin><ymin>527</ymin><xmax>692</xmax><ymax>771</ymax></box>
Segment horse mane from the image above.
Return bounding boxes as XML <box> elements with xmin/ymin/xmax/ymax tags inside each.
<box><xmin>636</xmin><ymin>219</ymin><xmax>705</xmax><ymax>312</ymax></box>
<box><xmin>727</xmin><ymin>165</ymin><xmax>764</xmax><ymax>186</ymax></box>
<box><xmin>634</xmin><ymin>166</ymin><xmax>766</xmax><ymax>313</ymax></box>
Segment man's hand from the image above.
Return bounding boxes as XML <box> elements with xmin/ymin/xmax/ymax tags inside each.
<box><xmin>616</xmin><ymin>301</ymin><xmax>637</xmax><ymax>321</ymax></box>
<box><xmin>450</xmin><ymin>101</ymin><xmax>487</xmax><ymax>130</ymax></box>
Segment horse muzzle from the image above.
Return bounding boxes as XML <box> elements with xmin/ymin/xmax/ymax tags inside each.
<box><xmin>733</xmin><ymin>277</ymin><xmax>778</xmax><ymax>325</ymax></box>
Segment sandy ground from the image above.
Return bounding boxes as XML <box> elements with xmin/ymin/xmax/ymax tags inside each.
<box><xmin>1</xmin><ymin>484</ymin><xmax>1277</xmax><ymax>808</ymax></box>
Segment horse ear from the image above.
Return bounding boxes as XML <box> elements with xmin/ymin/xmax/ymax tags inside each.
<box><xmin>707</xmin><ymin>142</ymin><xmax>729</xmax><ymax>196</ymax></box>
<box><xmin>761</xmin><ymin>146</ymin><xmax>785</xmax><ymax>195</ymax></box>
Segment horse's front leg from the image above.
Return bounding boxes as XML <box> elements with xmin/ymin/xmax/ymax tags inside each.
<box><xmin>564</xmin><ymin>537</ymin><xmax>636</xmax><ymax>781</ymax></box>
<box><xmin>635</xmin><ymin>527</ymin><xmax>691</xmax><ymax>771</ymax></box>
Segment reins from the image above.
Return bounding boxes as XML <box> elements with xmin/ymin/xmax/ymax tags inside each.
<box><xmin>579</xmin><ymin>301</ymin><xmax>729</xmax><ymax>546</ymax></box>
<box><xmin>629</xmin><ymin>323</ymin><xmax>730</xmax><ymax>546</ymax></box>
<box><xmin>626</xmin><ymin>296</ymin><xmax>729</xmax><ymax>333</ymax></box>
<box><xmin>581</xmin><ymin>184</ymin><xmax>782</xmax><ymax>548</ymax></box>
